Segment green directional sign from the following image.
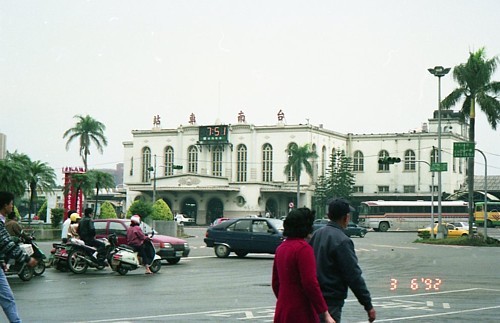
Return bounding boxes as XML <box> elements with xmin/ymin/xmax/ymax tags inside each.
<box><xmin>430</xmin><ymin>162</ymin><xmax>448</xmax><ymax>172</ymax></box>
<box><xmin>453</xmin><ymin>142</ymin><xmax>475</xmax><ymax>158</ymax></box>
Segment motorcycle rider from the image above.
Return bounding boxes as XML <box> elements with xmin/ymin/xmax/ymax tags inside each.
<box><xmin>77</xmin><ymin>208</ymin><xmax>106</xmax><ymax>266</ymax></box>
<box><xmin>5</xmin><ymin>213</ymin><xmax>29</xmax><ymax>242</ymax></box>
<box><xmin>61</xmin><ymin>209</ymin><xmax>76</xmax><ymax>241</ymax></box>
<box><xmin>67</xmin><ymin>213</ymin><xmax>81</xmax><ymax>239</ymax></box>
<box><xmin>126</xmin><ymin>215</ymin><xmax>153</xmax><ymax>274</ymax></box>
<box><xmin>0</xmin><ymin>191</ymin><xmax>37</xmax><ymax>322</ymax></box>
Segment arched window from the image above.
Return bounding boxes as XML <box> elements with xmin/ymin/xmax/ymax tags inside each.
<box><xmin>188</xmin><ymin>146</ymin><xmax>198</xmax><ymax>173</ymax></box>
<box><xmin>212</xmin><ymin>146</ymin><xmax>223</xmax><ymax>177</ymax></box>
<box><xmin>321</xmin><ymin>146</ymin><xmax>327</xmax><ymax>176</ymax></box>
<box><xmin>262</xmin><ymin>143</ymin><xmax>273</xmax><ymax>182</ymax></box>
<box><xmin>353</xmin><ymin>150</ymin><xmax>364</xmax><ymax>172</ymax></box>
<box><xmin>378</xmin><ymin>150</ymin><xmax>389</xmax><ymax>171</ymax></box>
<box><xmin>164</xmin><ymin>146</ymin><xmax>174</xmax><ymax>176</ymax></box>
<box><xmin>404</xmin><ymin>149</ymin><xmax>416</xmax><ymax>171</ymax></box>
<box><xmin>430</xmin><ymin>147</ymin><xmax>438</xmax><ymax>165</ymax></box>
<box><xmin>237</xmin><ymin>144</ymin><xmax>247</xmax><ymax>182</ymax></box>
<box><xmin>287</xmin><ymin>142</ymin><xmax>298</xmax><ymax>181</ymax></box>
<box><xmin>141</xmin><ymin>147</ymin><xmax>151</xmax><ymax>182</ymax></box>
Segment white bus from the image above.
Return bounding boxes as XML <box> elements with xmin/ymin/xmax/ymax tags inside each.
<box><xmin>358</xmin><ymin>200</ymin><xmax>469</xmax><ymax>232</ymax></box>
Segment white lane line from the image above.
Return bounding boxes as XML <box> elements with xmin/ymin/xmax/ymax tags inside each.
<box><xmin>426</xmin><ymin>301</ymin><xmax>433</xmax><ymax>307</ymax></box>
<box><xmin>371</xmin><ymin>244</ymin><xmax>419</xmax><ymax>250</ymax></box>
<box><xmin>443</xmin><ymin>303</ymin><xmax>450</xmax><ymax>309</ymax></box>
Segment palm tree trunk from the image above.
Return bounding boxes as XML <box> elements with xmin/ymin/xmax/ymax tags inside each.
<box><xmin>29</xmin><ymin>183</ymin><xmax>36</xmax><ymax>225</ymax></box>
<box><xmin>467</xmin><ymin>100</ymin><xmax>475</xmax><ymax>236</ymax></box>
<box><xmin>94</xmin><ymin>184</ymin><xmax>99</xmax><ymax>217</ymax></box>
<box><xmin>296</xmin><ymin>176</ymin><xmax>301</xmax><ymax>208</ymax></box>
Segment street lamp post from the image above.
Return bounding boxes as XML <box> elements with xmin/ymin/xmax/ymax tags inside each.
<box><xmin>416</xmin><ymin>160</ymin><xmax>435</xmax><ymax>239</ymax></box>
<box><xmin>428</xmin><ymin>66</ymin><xmax>450</xmax><ymax>239</ymax></box>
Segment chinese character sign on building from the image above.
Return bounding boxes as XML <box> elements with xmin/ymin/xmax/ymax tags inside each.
<box><xmin>62</xmin><ymin>167</ymin><xmax>85</xmax><ymax>219</ymax></box>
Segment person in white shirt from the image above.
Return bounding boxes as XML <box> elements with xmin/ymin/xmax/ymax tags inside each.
<box><xmin>61</xmin><ymin>209</ymin><xmax>76</xmax><ymax>240</ymax></box>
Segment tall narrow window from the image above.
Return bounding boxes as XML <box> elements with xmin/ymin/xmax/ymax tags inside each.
<box><xmin>404</xmin><ymin>149</ymin><xmax>416</xmax><ymax>171</ymax></box>
<box><xmin>430</xmin><ymin>147</ymin><xmax>438</xmax><ymax>165</ymax></box>
<box><xmin>212</xmin><ymin>147</ymin><xmax>223</xmax><ymax>177</ymax></box>
<box><xmin>262</xmin><ymin>143</ymin><xmax>273</xmax><ymax>182</ymax></box>
<box><xmin>141</xmin><ymin>147</ymin><xmax>151</xmax><ymax>182</ymax></box>
<box><xmin>130</xmin><ymin>157</ymin><xmax>134</xmax><ymax>176</ymax></box>
<box><xmin>321</xmin><ymin>146</ymin><xmax>327</xmax><ymax>176</ymax></box>
<box><xmin>378</xmin><ymin>150</ymin><xmax>389</xmax><ymax>171</ymax></box>
<box><xmin>188</xmin><ymin>146</ymin><xmax>198</xmax><ymax>174</ymax></box>
<box><xmin>237</xmin><ymin>144</ymin><xmax>247</xmax><ymax>182</ymax></box>
<box><xmin>353</xmin><ymin>150</ymin><xmax>364</xmax><ymax>172</ymax></box>
<box><xmin>287</xmin><ymin>143</ymin><xmax>298</xmax><ymax>181</ymax></box>
<box><xmin>164</xmin><ymin>146</ymin><xmax>174</xmax><ymax>176</ymax></box>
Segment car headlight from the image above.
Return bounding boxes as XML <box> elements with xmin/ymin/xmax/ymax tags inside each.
<box><xmin>184</xmin><ymin>242</ymin><xmax>189</xmax><ymax>248</ymax></box>
<box><xmin>160</xmin><ymin>242</ymin><xmax>172</xmax><ymax>249</ymax></box>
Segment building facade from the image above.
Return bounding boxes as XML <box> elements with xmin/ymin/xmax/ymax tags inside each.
<box><xmin>123</xmin><ymin>111</ymin><xmax>469</xmax><ymax>225</ymax></box>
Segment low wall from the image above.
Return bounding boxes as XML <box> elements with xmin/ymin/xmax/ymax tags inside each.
<box><xmin>29</xmin><ymin>226</ymin><xmax>62</xmax><ymax>240</ymax></box>
<box><xmin>152</xmin><ymin>220</ymin><xmax>177</xmax><ymax>237</ymax></box>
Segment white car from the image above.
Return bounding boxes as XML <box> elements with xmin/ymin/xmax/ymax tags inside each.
<box><xmin>450</xmin><ymin>221</ymin><xmax>477</xmax><ymax>233</ymax></box>
<box><xmin>174</xmin><ymin>214</ymin><xmax>195</xmax><ymax>225</ymax></box>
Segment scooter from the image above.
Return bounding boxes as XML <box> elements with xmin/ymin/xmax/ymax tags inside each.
<box><xmin>109</xmin><ymin>235</ymin><xmax>161</xmax><ymax>275</ymax></box>
<box><xmin>20</xmin><ymin>232</ymin><xmax>46</xmax><ymax>276</ymax></box>
<box><xmin>1</xmin><ymin>242</ymin><xmax>35</xmax><ymax>281</ymax></box>
<box><xmin>50</xmin><ymin>241</ymin><xmax>69</xmax><ymax>272</ymax></box>
<box><xmin>66</xmin><ymin>236</ymin><xmax>117</xmax><ymax>274</ymax></box>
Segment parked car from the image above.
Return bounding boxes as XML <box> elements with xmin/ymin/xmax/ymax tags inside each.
<box><xmin>93</xmin><ymin>219</ymin><xmax>190</xmax><ymax>264</ymax></box>
<box><xmin>417</xmin><ymin>222</ymin><xmax>470</xmax><ymax>238</ymax></box>
<box><xmin>210</xmin><ymin>217</ymin><xmax>230</xmax><ymax>226</ymax></box>
<box><xmin>204</xmin><ymin>218</ymin><xmax>284</xmax><ymax>258</ymax></box>
<box><xmin>450</xmin><ymin>221</ymin><xmax>478</xmax><ymax>233</ymax></box>
<box><xmin>174</xmin><ymin>214</ymin><xmax>195</xmax><ymax>225</ymax></box>
<box><xmin>313</xmin><ymin>219</ymin><xmax>367</xmax><ymax>238</ymax></box>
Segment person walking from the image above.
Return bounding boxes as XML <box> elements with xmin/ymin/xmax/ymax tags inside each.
<box><xmin>0</xmin><ymin>191</ymin><xmax>37</xmax><ymax>323</ymax></box>
<box><xmin>272</xmin><ymin>208</ymin><xmax>335</xmax><ymax>323</ymax></box>
<box><xmin>309</xmin><ymin>199</ymin><xmax>376</xmax><ymax>323</ymax></box>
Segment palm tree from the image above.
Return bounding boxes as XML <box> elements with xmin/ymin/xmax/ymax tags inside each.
<box><xmin>441</xmin><ymin>47</ymin><xmax>500</xmax><ymax>231</ymax></box>
<box><xmin>86</xmin><ymin>170</ymin><xmax>115</xmax><ymax>216</ymax></box>
<box><xmin>284</xmin><ymin>143</ymin><xmax>318</xmax><ymax>208</ymax></box>
<box><xmin>25</xmin><ymin>160</ymin><xmax>57</xmax><ymax>223</ymax></box>
<box><xmin>0</xmin><ymin>158</ymin><xmax>25</xmax><ymax>197</ymax></box>
<box><xmin>63</xmin><ymin>115</ymin><xmax>108</xmax><ymax>171</ymax></box>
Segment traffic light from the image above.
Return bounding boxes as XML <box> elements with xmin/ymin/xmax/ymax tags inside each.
<box><xmin>378</xmin><ymin>157</ymin><xmax>401</xmax><ymax>164</ymax></box>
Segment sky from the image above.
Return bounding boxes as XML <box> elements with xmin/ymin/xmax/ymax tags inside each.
<box><xmin>2</xmin><ymin>0</ymin><xmax>500</xmax><ymax>183</ymax></box>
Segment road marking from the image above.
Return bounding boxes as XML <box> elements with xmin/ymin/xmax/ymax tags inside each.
<box><xmin>371</xmin><ymin>244</ymin><xmax>419</xmax><ymax>250</ymax></box>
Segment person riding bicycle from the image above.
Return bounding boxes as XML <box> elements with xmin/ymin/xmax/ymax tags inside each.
<box><xmin>126</xmin><ymin>215</ymin><xmax>153</xmax><ymax>274</ymax></box>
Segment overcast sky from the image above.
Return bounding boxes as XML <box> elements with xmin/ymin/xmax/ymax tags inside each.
<box><xmin>2</xmin><ymin>0</ymin><xmax>500</xmax><ymax>182</ymax></box>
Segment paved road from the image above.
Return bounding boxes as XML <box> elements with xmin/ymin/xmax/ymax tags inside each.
<box><xmin>9</xmin><ymin>227</ymin><xmax>500</xmax><ymax>322</ymax></box>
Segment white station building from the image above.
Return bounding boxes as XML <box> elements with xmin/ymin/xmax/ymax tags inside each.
<box><xmin>123</xmin><ymin>110</ymin><xmax>469</xmax><ymax>225</ymax></box>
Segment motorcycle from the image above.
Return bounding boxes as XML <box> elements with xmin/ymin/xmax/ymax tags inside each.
<box><xmin>66</xmin><ymin>236</ymin><xmax>117</xmax><ymax>274</ymax></box>
<box><xmin>50</xmin><ymin>241</ymin><xmax>69</xmax><ymax>272</ymax></box>
<box><xmin>20</xmin><ymin>233</ymin><xmax>46</xmax><ymax>276</ymax></box>
<box><xmin>1</xmin><ymin>242</ymin><xmax>35</xmax><ymax>281</ymax></box>
<box><xmin>109</xmin><ymin>234</ymin><xmax>161</xmax><ymax>275</ymax></box>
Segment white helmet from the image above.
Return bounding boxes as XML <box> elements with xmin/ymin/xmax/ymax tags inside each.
<box><xmin>131</xmin><ymin>215</ymin><xmax>141</xmax><ymax>224</ymax></box>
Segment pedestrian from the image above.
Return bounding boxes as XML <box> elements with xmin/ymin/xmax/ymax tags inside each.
<box><xmin>309</xmin><ymin>198</ymin><xmax>376</xmax><ymax>323</ymax></box>
<box><xmin>0</xmin><ymin>191</ymin><xmax>37</xmax><ymax>323</ymax></box>
<box><xmin>272</xmin><ymin>207</ymin><xmax>335</xmax><ymax>323</ymax></box>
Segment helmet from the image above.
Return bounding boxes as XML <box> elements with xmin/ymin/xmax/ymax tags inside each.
<box><xmin>130</xmin><ymin>215</ymin><xmax>141</xmax><ymax>225</ymax></box>
<box><xmin>70</xmin><ymin>213</ymin><xmax>81</xmax><ymax>222</ymax></box>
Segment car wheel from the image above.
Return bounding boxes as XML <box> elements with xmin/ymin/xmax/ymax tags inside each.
<box><xmin>150</xmin><ymin>260</ymin><xmax>161</xmax><ymax>273</ymax></box>
<box><xmin>34</xmin><ymin>261</ymin><xmax>46</xmax><ymax>276</ymax></box>
<box><xmin>359</xmin><ymin>232</ymin><xmax>365</xmax><ymax>238</ymax></box>
<box><xmin>235</xmin><ymin>251</ymin><xmax>248</xmax><ymax>258</ymax></box>
<box><xmin>461</xmin><ymin>233</ymin><xmax>468</xmax><ymax>237</ymax></box>
<box><xmin>68</xmin><ymin>249</ymin><xmax>88</xmax><ymax>274</ymax></box>
<box><xmin>215</xmin><ymin>244</ymin><xmax>230</xmax><ymax>258</ymax></box>
<box><xmin>167</xmin><ymin>257</ymin><xmax>181</xmax><ymax>265</ymax></box>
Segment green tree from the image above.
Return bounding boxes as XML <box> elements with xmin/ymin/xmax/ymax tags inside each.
<box><xmin>126</xmin><ymin>200</ymin><xmax>153</xmax><ymax>220</ymax></box>
<box><xmin>314</xmin><ymin>149</ymin><xmax>355</xmax><ymax>215</ymax></box>
<box><xmin>86</xmin><ymin>170</ymin><xmax>115</xmax><ymax>215</ymax></box>
<box><xmin>152</xmin><ymin>199</ymin><xmax>173</xmax><ymax>221</ymax></box>
<box><xmin>37</xmin><ymin>200</ymin><xmax>48</xmax><ymax>221</ymax></box>
<box><xmin>441</xmin><ymin>48</ymin><xmax>500</xmax><ymax>231</ymax></box>
<box><xmin>99</xmin><ymin>201</ymin><xmax>117</xmax><ymax>219</ymax></box>
<box><xmin>51</xmin><ymin>208</ymin><xmax>64</xmax><ymax>228</ymax></box>
<box><xmin>25</xmin><ymin>160</ymin><xmax>57</xmax><ymax>223</ymax></box>
<box><xmin>284</xmin><ymin>143</ymin><xmax>318</xmax><ymax>207</ymax></box>
<box><xmin>63</xmin><ymin>114</ymin><xmax>108</xmax><ymax>171</ymax></box>
<box><xmin>0</xmin><ymin>154</ymin><xmax>26</xmax><ymax>197</ymax></box>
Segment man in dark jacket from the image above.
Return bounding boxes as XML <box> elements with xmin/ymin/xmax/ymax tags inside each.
<box><xmin>0</xmin><ymin>191</ymin><xmax>37</xmax><ymax>322</ymax></box>
<box><xmin>309</xmin><ymin>198</ymin><xmax>376</xmax><ymax>323</ymax></box>
<box><xmin>77</xmin><ymin>208</ymin><xmax>105</xmax><ymax>265</ymax></box>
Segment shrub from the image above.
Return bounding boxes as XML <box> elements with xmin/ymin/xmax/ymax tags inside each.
<box><xmin>151</xmin><ymin>199</ymin><xmax>173</xmax><ymax>221</ymax></box>
<box><xmin>50</xmin><ymin>208</ymin><xmax>64</xmax><ymax>228</ymax></box>
<box><xmin>99</xmin><ymin>202</ymin><xmax>117</xmax><ymax>219</ymax></box>
<box><xmin>126</xmin><ymin>200</ymin><xmax>153</xmax><ymax>220</ymax></box>
<box><xmin>37</xmin><ymin>200</ymin><xmax>47</xmax><ymax>221</ymax></box>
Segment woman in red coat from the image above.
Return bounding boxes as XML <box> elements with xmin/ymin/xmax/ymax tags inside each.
<box><xmin>272</xmin><ymin>208</ymin><xmax>335</xmax><ymax>323</ymax></box>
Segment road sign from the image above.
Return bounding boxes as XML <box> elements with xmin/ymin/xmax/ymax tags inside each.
<box><xmin>289</xmin><ymin>202</ymin><xmax>294</xmax><ymax>208</ymax></box>
<box><xmin>430</xmin><ymin>162</ymin><xmax>448</xmax><ymax>172</ymax></box>
<box><xmin>453</xmin><ymin>142</ymin><xmax>475</xmax><ymax>158</ymax></box>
